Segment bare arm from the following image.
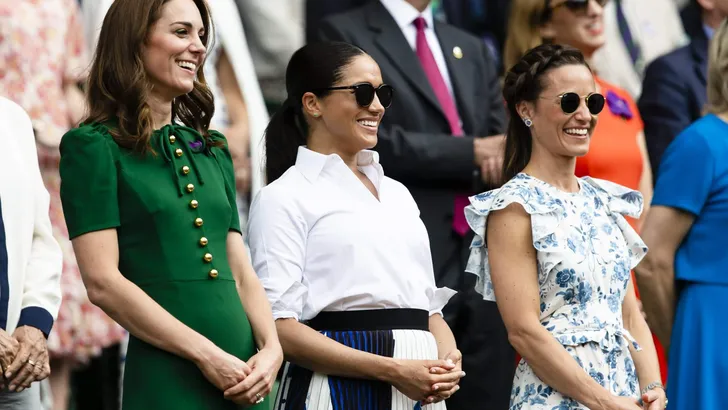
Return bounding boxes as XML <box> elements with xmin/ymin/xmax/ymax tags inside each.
<box><xmin>428</xmin><ymin>314</ymin><xmax>457</xmax><ymax>361</ymax></box>
<box><xmin>622</xmin><ymin>278</ymin><xmax>662</xmax><ymax>390</ymax></box>
<box><xmin>73</xmin><ymin>230</ymin><xmax>217</xmax><ymax>359</ymax></box>
<box><xmin>634</xmin><ymin>206</ymin><xmax>694</xmax><ymax>351</ymax></box>
<box><xmin>636</xmin><ymin>131</ymin><xmax>653</xmax><ymax>230</ymax></box>
<box><xmin>487</xmin><ymin>204</ymin><xmax>628</xmax><ymax>410</ymax></box>
<box><xmin>226</xmin><ymin>232</ymin><xmax>279</xmax><ymax>352</ymax></box>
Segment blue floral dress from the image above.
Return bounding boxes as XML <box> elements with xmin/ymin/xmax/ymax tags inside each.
<box><xmin>465</xmin><ymin>173</ymin><xmax>648</xmax><ymax>409</ymax></box>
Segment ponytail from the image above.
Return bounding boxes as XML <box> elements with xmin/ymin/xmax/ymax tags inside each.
<box><xmin>264</xmin><ymin>98</ymin><xmax>307</xmax><ymax>183</ymax></box>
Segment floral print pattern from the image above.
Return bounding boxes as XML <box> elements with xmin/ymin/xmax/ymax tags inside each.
<box><xmin>465</xmin><ymin>173</ymin><xmax>648</xmax><ymax>409</ymax></box>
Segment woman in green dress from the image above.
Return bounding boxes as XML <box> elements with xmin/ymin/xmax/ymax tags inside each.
<box><xmin>57</xmin><ymin>0</ymin><xmax>283</xmax><ymax>408</ymax></box>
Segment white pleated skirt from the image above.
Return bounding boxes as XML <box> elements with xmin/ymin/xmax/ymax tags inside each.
<box><xmin>275</xmin><ymin>328</ymin><xmax>447</xmax><ymax>410</ymax></box>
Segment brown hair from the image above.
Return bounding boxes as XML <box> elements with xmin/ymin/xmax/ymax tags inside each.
<box><xmin>84</xmin><ymin>0</ymin><xmax>217</xmax><ymax>153</ymax></box>
<box><xmin>502</xmin><ymin>44</ymin><xmax>590</xmax><ymax>182</ymax></box>
<box><xmin>706</xmin><ymin>19</ymin><xmax>728</xmax><ymax>116</ymax></box>
<box><xmin>503</xmin><ymin>0</ymin><xmax>549</xmax><ymax>73</ymax></box>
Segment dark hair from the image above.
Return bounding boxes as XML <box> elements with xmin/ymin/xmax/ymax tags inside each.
<box><xmin>85</xmin><ymin>0</ymin><xmax>218</xmax><ymax>154</ymax></box>
<box><xmin>501</xmin><ymin>43</ymin><xmax>590</xmax><ymax>182</ymax></box>
<box><xmin>264</xmin><ymin>42</ymin><xmax>366</xmax><ymax>183</ymax></box>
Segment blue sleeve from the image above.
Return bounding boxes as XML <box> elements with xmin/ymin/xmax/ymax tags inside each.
<box><xmin>651</xmin><ymin>129</ymin><xmax>714</xmax><ymax>216</ymax></box>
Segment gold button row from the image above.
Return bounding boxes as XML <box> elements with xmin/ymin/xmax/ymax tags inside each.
<box><xmin>174</xmin><ymin>136</ymin><xmax>216</xmax><ymax>280</ymax></box>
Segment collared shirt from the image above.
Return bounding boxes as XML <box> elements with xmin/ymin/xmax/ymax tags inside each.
<box><xmin>704</xmin><ymin>23</ymin><xmax>715</xmax><ymax>40</ymax></box>
<box><xmin>0</xmin><ymin>97</ymin><xmax>62</xmax><ymax>336</ymax></box>
<box><xmin>247</xmin><ymin>147</ymin><xmax>456</xmax><ymax>321</ymax></box>
<box><xmin>380</xmin><ymin>0</ymin><xmax>456</xmax><ymax>98</ymax></box>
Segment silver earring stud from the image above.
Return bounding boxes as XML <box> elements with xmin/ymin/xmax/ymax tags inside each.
<box><xmin>524</xmin><ymin>118</ymin><xmax>533</xmax><ymax>127</ymax></box>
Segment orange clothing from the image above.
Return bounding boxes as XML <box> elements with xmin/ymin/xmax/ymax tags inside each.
<box><xmin>576</xmin><ymin>77</ymin><xmax>643</xmax><ymax>230</ymax></box>
<box><xmin>575</xmin><ymin>76</ymin><xmax>668</xmax><ymax>384</ymax></box>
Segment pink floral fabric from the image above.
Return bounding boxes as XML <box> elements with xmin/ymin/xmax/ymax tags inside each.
<box><xmin>1</xmin><ymin>0</ymin><xmax>126</xmax><ymax>363</ymax></box>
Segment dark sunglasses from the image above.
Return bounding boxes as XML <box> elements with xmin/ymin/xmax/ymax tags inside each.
<box><xmin>318</xmin><ymin>83</ymin><xmax>394</xmax><ymax>108</ymax></box>
<box><xmin>550</xmin><ymin>0</ymin><xmax>609</xmax><ymax>13</ymax></box>
<box><xmin>542</xmin><ymin>92</ymin><xmax>605</xmax><ymax>115</ymax></box>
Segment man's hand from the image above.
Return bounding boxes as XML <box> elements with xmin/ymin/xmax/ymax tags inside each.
<box><xmin>474</xmin><ymin>135</ymin><xmax>505</xmax><ymax>185</ymax></box>
<box><xmin>5</xmin><ymin>326</ymin><xmax>50</xmax><ymax>392</ymax></box>
<box><xmin>0</xmin><ymin>329</ymin><xmax>19</xmax><ymax>388</ymax></box>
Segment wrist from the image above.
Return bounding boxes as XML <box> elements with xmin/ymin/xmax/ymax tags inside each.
<box><xmin>371</xmin><ymin>356</ymin><xmax>399</xmax><ymax>384</ymax></box>
<box><xmin>640</xmin><ymin>381</ymin><xmax>665</xmax><ymax>396</ymax></box>
<box><xmin>583</xmin><ymin>388</ymin><xmax>616</xmax><ymax>410</ymax></box>
<box><xmin>186</xmin><ymin>337</ymin><xmax>218</xmax><ymax>365</ymax></box>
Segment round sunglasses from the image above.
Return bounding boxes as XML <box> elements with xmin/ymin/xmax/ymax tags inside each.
<box><xmin>317</xmin><ymin>83</ymin><xmax>394</xmax><ymax>108</ymax></box>
<box><xmin>550</xmin><ymin>0</ymin><xmax>609</xmax><ymax>12</ymax></box>
<box><xmin>541</xmin><ymin>92</ymin><xmax>605</xmax><ymax>115</ymax></box>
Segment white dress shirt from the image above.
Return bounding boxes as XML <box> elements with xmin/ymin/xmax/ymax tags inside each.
<box><xmin>248</xmin><ymin>147</ymin><xmax>456</xmax><ymax>321</ymax></box>
<box><xmin>380</xmin><ymin>0</ymin><xmax>456</xmax><ymax>98</ymax></box>
<box><xmin>0</xmin><ymin>97</ymin><xmax>62</xmax><ymax>336</ymax></box>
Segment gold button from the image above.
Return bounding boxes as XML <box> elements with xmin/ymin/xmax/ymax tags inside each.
<box><xmin>194</xmin><ymin>218</ymin><xmax>203</xmax><ymax>227</ymax></box>
<box><xmin>190</xmin><ymin>200</ymin><xmax>199</xmax><ymax>209</ymax></box>
<box><xmin>203</xmin><ymin>253</ymin><xmax>213</xmax><ymax>263</ymax></box>
<box><xmin>199</xmin><ymin>237</ymin><xmax>208</xmax><ymax>246</ymax></box>
<box><xmin>175</xmin><ymin>148</ymin><xmax>183</xmax><ymax>157</ymax></box>
<box><xmin>186</xmin><ymin>183</ymin><xmax>195</xmax><ymax>193</ymax></box>
<box><xmin>169</xmin><ymin>135</ymin><xmax>176</xmax><ymax>144</ymax></box>
<box><xmin>181</xmin><ymin>165</ymin><xmax>190</xmax><ymax>175</ymax></box>
<box><xmin>208</xmin><ymin>269</ymin><xmax>219</xmax><ymax>279</ymax></box>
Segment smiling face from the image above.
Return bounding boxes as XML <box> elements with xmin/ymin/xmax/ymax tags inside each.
<box><xmin>518</xmin><ymin>64</ymin><xmax>598</xmax><ymax>158</ymax></box>
<box><xmin>541</xmin><ymin>0</ymin><xmax>606</xmax><ymax>59</ymax></box>
<box><xmin>305</xmin><ymin>54</ymin><xmax>387</xmax><ymax>155</ymax></box>
<box><xmin>141</xmin><ymin>0</ymin><xmax>207</xmax><ymax>101</ymax></box>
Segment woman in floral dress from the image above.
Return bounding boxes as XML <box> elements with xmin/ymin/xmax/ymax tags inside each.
<box><xmin>464</xmin><ymin>44</ymin><xmax>666</xmax><ymax>410</ymax></box>
<box><xmin>0</xmin><ymin>1</ymin><xmax>126</xmax><ymax>409</ymax></box>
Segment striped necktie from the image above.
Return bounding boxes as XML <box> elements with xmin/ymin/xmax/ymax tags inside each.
<box><xmin>615</xmin><ymin>0</ymin><xmax>642</xmax><ymax>65</ymax></box>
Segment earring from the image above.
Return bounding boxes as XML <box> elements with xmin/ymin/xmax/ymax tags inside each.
<box><xmin>312</xmin><ymin>113</ymin><xmax>320</xmax><ymax>117</ymax></box>
<box><xmin>523</xmin><ymin>118</ymin><xmax>533</xmax><ymax>127</ymax></box>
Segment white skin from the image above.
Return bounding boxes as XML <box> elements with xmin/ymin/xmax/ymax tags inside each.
<box><xmin>491</xmin><ymin>64</ymin><xmax>663</xmax><ymax>410</ymax></box>
<box><xmin>541</xmin><ymin>0</ymin><xmax>654</xmax><ymax>230</ymax></box>
<box><xmin>73</xmin><ymin>0</ymin><xmax>282</xmax><ymax>407</ymax></box>
<box><xmin>698</xmin><ymin>0</ymin><xmax>728</xmax><ymax>28</ymax></box>
<box><xmin>274</xmin><ymin>54</ymin><xmax>464</xmax><ymax>405</ymax></box>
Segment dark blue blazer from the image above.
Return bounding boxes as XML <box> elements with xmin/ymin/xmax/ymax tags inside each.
<box><xmin>638</xmin><ymin>3</ymin><xmax>708</xmax><ymax>181</ymax></box>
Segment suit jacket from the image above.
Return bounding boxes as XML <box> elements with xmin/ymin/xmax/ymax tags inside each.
<box><xmin>0</xmin><ymin>97</ymin><xmax>62</xmax><ymax>336</ymax></box>
<box><xmin>638</xmin><ymin>2</ymin><xmax>707</xmax><ymax>180</ymax></box>
<box><xmin>591</xmin><ymin>0</ymin><xmax>688</xmax><ymax>99</ymax></box>
<box><xmin>314</xmin><ymin>1</ymin><xmax>506</xmax><ymax>287</ymax></box>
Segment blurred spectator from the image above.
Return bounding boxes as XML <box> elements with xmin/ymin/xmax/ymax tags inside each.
<box><xmin>314</xmin><ymin>1</ymin><xmax>512</xmax><ymax>409</ymax></box>
<box><xmin>505</xmin><ymin>0</ymin><xmax>668</xmax><ymax>383</ymax></box>
<box><xmin>0</xmin><ymin>96</ymin><xmax>62</xmax><ymax>410</ymax></box>
<box><xmin>306</xmin><ymin>0</ymin><xmax>368</xmax><ymax>44</ymax></box>
<box><xmin>0</xmin><ymin>2</ymin><xmax>127</xmax><ymax>410</ymax></box>
<box><xmin>238</xmin><ymin>0</ymin><xmax>304</xmax><ymax>114</ymax></box>
<box><xmin>639</xmin><ymin>0</ymin><xmax>727</xmax><ymax>179</ymax></box>
<box><xmin>590</xmin><ymin>0</ymin><xmax>688</xmax><ymax>99</ymax></box>
<box><xmin>635</xmin><ymin>19</ymin><xmax>728</xmax><ymax>410</ymax></box>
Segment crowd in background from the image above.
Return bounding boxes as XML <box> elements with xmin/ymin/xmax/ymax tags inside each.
<box><xmin>1</xmin><ymin>0</ymin><xmax>725</xmax><ymax>409</ymax></box>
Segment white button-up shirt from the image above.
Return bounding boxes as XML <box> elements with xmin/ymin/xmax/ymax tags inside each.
<box><xmin>248</xmin><ymin>147</ymin><xmax>455</xmax><ymax>321</ymax></box>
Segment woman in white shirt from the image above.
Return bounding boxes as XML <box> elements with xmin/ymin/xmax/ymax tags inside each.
<box><xmin>247</xmin><ymin>42</ymin><xmax>464</xmax><ymax>409</ymax></box>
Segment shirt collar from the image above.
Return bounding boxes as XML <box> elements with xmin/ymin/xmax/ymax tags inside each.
<box><xmin>295</xmin><ymin>146</ymin><xmax>383</xmax><ymax>183</ymax></box>
<box><xmin>703</xmin><ymin>23</ymin><xmax>715</xmax><ymax>40</ymax></box>
<box><xmin>379</xmin><ymin>0</ymin><xmax>435</xmax><ymax>31</ymax></box>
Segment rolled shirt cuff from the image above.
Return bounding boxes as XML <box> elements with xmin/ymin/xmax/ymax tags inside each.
<box><xmin>17</xmin><ymin>306</ymin><xmax>54</xmax><ymax>338</ymax></box>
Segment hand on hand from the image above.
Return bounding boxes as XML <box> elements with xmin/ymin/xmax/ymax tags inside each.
<box><xmin>196</xmin><ymin>345</ymin><xmax>252</xmax><ymax>392</ymax></box>
<box><xmin>609</xmin><ymin>395</ymin><xmax>642</xmax><ymax>410</ymax></box>
<box><xmin>474</xmin><ymin>135</ymin><xmax>505</xmax><ymax>185</ymax></box>
<box><xmin>224</xmin><ymin>345</ymin><xmax>283</xmax><ymax>406</ymax></box>
<box><xmin>641</xmin><ymin>388</ymin><xmax>667</xmax><ymax>410</ymax></box>
<box><xmin>5</xmin><ymin>326</ymin><xmax>49</xmax><ymax>392</ymax></box>
<box><xmin>0</xmin><ymin>329</ymin><xmax>19</xmax><ymax>388</ymax></box>
<box><xmin>421</xmin><ymin>349</ymin><xmax>464</xmax><ymax>405</ymax></box>
<box><xmin>388</xmin><ymin>358</ymin><xmax>463</xmax><ymax>403</ymax></box>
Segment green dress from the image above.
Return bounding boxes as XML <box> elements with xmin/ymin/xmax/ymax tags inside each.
<box><xmin>59</xmin><ymin>122</ymin><xmax>266</xmax><ymax>410</ymax></box>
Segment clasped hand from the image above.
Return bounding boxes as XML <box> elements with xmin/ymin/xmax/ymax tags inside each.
<box><xmin>0</xmin><ymin>326</ymin><xmax>51</xmax><ymax>392</ymax></box>
<box><xmin>197</xmin><ymin>344</ymin><xmax>283</xmax><ymax>407</ymax></box>
<box><xmin>390</xmin><ymin>349</ymin><xmax>465</xmax><ymax>405</ymax></box>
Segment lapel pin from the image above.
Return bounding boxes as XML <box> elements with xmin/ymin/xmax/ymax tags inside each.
<box><xmin>453</xmin><ymin>46</ymin><xmax>463</xmax><ymax>59</ymax></box>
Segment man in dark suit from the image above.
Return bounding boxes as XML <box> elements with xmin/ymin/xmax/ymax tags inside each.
<box><xmin>638</xmin><ymin>0</ymin><xmax>727</xmax><ymax>179</ymax></box>
<box><xmin>313</xmin><ymin>1</ymin><xmax>513</xmax><ymax>408</ymax></box>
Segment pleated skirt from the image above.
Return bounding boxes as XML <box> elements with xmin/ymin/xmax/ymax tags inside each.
<box><xmin>274</xmin><ymin>309</ymin><xmax>447</xmax><ymax>410</ymax></box>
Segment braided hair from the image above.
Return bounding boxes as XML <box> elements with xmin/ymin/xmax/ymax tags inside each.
<box><xmin>501</xmin><ymin>43</ymin><xmax>590</xmax><ymax>182</ymax></box>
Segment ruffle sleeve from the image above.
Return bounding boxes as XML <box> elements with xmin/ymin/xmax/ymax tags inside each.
<box><xmin>582</xmin><ymin>177</ymin><xmax>648</xmax><ymax>269</ymax></box>
<box><xmin>464</xmin><ymin>176</ymin><xmax>570</xmax><ymax>301</ymax></box>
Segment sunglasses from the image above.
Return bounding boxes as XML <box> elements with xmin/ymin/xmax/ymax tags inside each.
<box><xmin>542</xmin><ymin>92</ymin><xmax>605</xmax><ymax>115</ymax></box>
<box><xmin>549</xmin><ymin>0</ymin><xmax>609</xmax><ymax>13</ymax></box>
<box><xmin>318</xmin><ymin>83</ymin><xmax>394</xmax><ymax>108</ymax></box>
